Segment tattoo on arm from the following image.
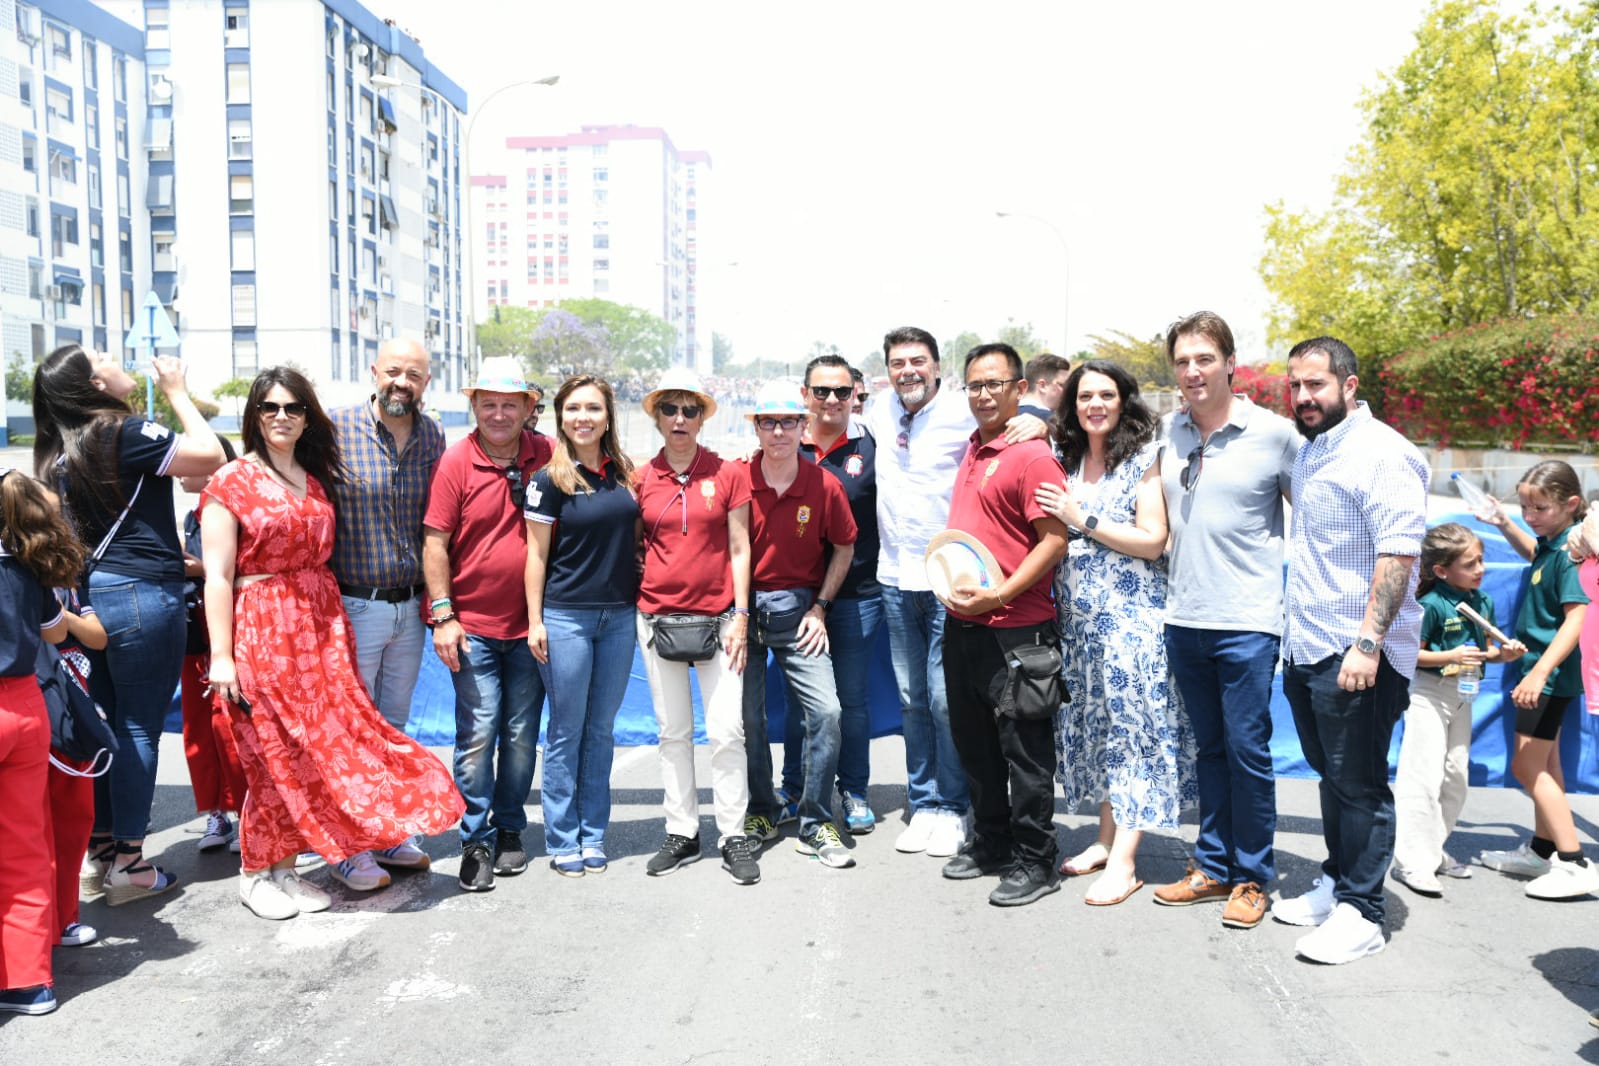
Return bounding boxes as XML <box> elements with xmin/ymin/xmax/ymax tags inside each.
<box><xmin>1368</xmin><ymin>554</ymin><xmax>1416</xmax><ymax>636</ymax></box>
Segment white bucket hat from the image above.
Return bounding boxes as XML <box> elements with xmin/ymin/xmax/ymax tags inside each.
<box><xmin>643</xmin><ymin>367</ymin><xmax>718</xmax><ymax>420</ymax></box>
<box><xmin>461</xmin><ymin>356</ymin><xmax>540</xmax><ymax>399</ymax></box>
<box><xmin>746</xmin><ymin>379</ymin><xmax>807</xmax><ymax>422</ymax></box>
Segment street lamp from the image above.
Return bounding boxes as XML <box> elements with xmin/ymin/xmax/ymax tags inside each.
<box><xmin>371</xmin><ymin>73</ymin><xmax>559</xmax><ymax>381</ymax></box>
<box><xmin>996</xmin><ymin>210</ymin><xmax>1070</xmax><ymax>355</ymax></box>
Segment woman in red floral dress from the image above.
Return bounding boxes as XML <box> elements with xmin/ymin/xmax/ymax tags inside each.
<box><xmin>201</xmin><ymin>368</ymin><xmax>464</xmax><ymax>920</ymax></box>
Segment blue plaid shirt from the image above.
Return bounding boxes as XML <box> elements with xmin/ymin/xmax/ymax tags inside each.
<box><xmin>329</xmin><ymin>400</ymin><xmax>445</xmax><ymax>589</ymax></box>
<box><xmin>1285</xmin><ymin>402</ymin><xmax>1428</xmax><ymax>678</ymax></box>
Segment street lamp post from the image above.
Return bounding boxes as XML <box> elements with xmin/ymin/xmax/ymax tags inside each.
<box><xmin>996</xmin><ymin>210</ymin><xmax>1070</xmax><ymax>355</ymax></box>
<box><xmin>371</xmin><ymin>73</ymin><xmax>558</xmax><ymax>382</ymax></box>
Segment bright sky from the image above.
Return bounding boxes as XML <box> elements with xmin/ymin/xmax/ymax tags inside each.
<box><xmin>376</xmin><ymin>0</ymin><xmax>1435</xmax><ymax>366</ymax></box>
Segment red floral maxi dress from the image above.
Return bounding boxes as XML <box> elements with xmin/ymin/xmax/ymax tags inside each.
<box><xmin>202</xmin><ymin>459</ymin><xmax>463</xmax><ymax>870</ymax></box>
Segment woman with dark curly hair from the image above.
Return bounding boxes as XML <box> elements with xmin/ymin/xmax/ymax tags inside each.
<box><xmin>32</xmin><ymin>346</ymin><xmax>224</xmax><ymax>907</ymax></box>
<box><xmin>201</xmin><ymin>368</ymin><xmax>463</xmax><ymax>919</ymax></box>
<box><xmin>1035</xmin><ymin>360</ymin><xmax>1195</xmax><ymax>906</ymax></box>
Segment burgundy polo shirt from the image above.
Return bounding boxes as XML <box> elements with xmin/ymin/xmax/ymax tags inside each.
<box><xmin>637</xmin><ymin>448</ymin><xmax>751</xmax><ymax>615</ymax></box>
<box><xmin>945</xmin><ymin>432</ymin><xmax>1066</xmax><ymax>628</ymax></box>
<box><xmin>424</xmin><ymin>429</ymin><xmax>554</xmax><ymax>640</ymax></box>
<box><xmin>748</xmin><ymin>452</ymin><xmax>857</xmax><ymax>592</ymax></box>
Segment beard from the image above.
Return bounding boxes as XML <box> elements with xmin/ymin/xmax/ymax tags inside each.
<box><xmin>378</xmin><ymin>384</ymin><xmax>418</xmax><ymax>417</ymax></box>
<box><xmin>895</xmin><ymin>375</ymin><xmax>935</xmax><ymax>411</ymax></box>
<box><xmin>1294</xmin><ymin>395</ymin><xmax>1348</xmax><ymax>440</ymax></box>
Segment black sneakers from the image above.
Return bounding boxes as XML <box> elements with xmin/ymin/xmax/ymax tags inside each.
<box><xmin>988</xmin><ymin>864</ymin><xmax>1061</xmax><ymax>907</ymax></box>
<box><xmin>646</xmin><ymin>834</ymin><xmax>702</xmax><ymax>876</ymax></box>
<box><xmin>941</xmin><ymin>841</ymin><xmax>1010</xmax><ymax>881</ymax></box>
<box><xmin>459</xmin><ymin>842</ymin><xmax>495</xmax><ymax>892</ymax></box>
<box><xmin>720</xmin><ymin>835</ymin><xmax>761</xmax><ymax>885</ymax></box>
<box><xmin>493</xmin><ymin>829</ymin><xmax>529</xmax><ymax>876</ymax></box>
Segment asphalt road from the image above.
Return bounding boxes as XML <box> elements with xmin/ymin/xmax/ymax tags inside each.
<box><xmin>3</xmin><ymin>732</ymin><xmax>1596</xmax><ymax>1066</ymax></box>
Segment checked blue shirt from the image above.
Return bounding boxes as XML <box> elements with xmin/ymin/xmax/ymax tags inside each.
<box><xmin>329</xmin><ymin>400</ymin><xmax>445</xmax><ymax>589</ymax></box>
<box><xmin>1285</xmin><ymin>402</ymin><xmax>1429</xmax><ymax>679</ymax></box>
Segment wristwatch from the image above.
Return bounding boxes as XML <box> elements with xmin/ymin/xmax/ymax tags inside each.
<box><xmin>816</xmin><ymin>598</ymin><xmax>834</xmax><ymax>613</ymax></box>
<box><xmin>1083</xmin><ymin>514</ymin><xmax>1100</xmax><ymax>535</ymax></box>
<box><xmin>1354</xmin><ymin>635</ymin><xmax>1380</xmax><ymax>655</ymax></box>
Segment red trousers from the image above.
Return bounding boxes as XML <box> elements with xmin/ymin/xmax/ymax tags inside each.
<box><xmin>180</xmin><ymin>654</ymin><xmax>246</xmax><ymax>813</ymax></box>
<box><xmin>0</xmin><ymin>675</ymin><xmax>53</xmax><ymax>991</ymax></box>
<box><xmin>46</xmin><ymin>759</ymin><xmax>95</xmax><ymax>933</ymax></box>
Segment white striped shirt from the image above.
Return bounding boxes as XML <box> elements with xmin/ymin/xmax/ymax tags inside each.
<box><xmin>1285</xmin><ymin>402</ymin><xmax>1429</xmax><ymax>678</ymax></box>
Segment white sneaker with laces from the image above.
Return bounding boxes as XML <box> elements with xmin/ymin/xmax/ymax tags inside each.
<box><xmin>924</xmin><ymin>810</ymin><xmax>969</xmax><ymax>858</ymax></box>
<box><xmin>1477</xmin><ymin>842</ymin><xmax>1550</xmax><ymax>877</ymax></box>
<box><xmin>239</xmin><ymin>869</ymin><xmax>299</xmax><ymax>920</ymax></box>
<box><xmin>272</xmin><ymin>868</ymin><xmax>333</xmax><ymax>912</ymax></box>
<box><xmin>330</xmin><ymin>851</ymin><xmax>391</xmax><ymax>892</ymax></box>
<box><xmin>1272</xmin><ymin>875</ymin><xmax>1337</xmax><ymax>927</ymax></box>
<box><xmin>198</xmin><ymin>811</ymin><xmax>235</xmax><ymax>852</ymax></box>
<box><xmin>1391</xmin><ymin>863</ymin><xmax>1443</xmax><ymax>897</ymax></box>
<box><xmin>1294</xmin><ymin>902</ymin><xmax>1385</xmax><ymax>964</ymax></box>
<box><xmin>1525</xmin><ymin>856</ymin><xmax>1599</xmax><ymax>900</ymax></box>
<box><xmin>895</xmin><ymin>809</ymin><xmax>940</xmax><ymax>854</ymax></box>
<box><xmin>1436</xmin><ymin>855</ymin><xmax>1472</xmax><ymax>879</ymax></box>
<box><xmin>372</xmin><ymin>836</ymin><xmax>431</xmax><ymax>870</ymax></box>
<box><xmin>59</xmin><ymin>921</ymin><xmax>97</xmax><ymax>947</ymax></box>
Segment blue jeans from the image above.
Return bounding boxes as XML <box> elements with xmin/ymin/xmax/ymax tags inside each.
<box><xmin>781</xmin><ymin>593</ymin><xmax>882</xmax><ymax>797</ymax></box>
<box><xmin>1284</xmin><ymin>653</ymin><xmax>1409</xmax><ymax>925</ymax></box>
<box><xmin>450</xmin><ymin>633</ymin><xmax>544</xmax><ymax>847</ymax></box>
<box><xmin>743</xmin><ymin>596</ymin><xmax>842</xmax><ymax>836</ymax></box>
<box><xmin>342</xmin><ymin>593</ymin><xmax>427</xmax><ymax>731</ymax></box>
<box><xmin>87</xmin><ymin>572</ymin><xmax>186</xmax><ymax>842</ymax></box>
<box><xmin>1165</xmin><ymin>626</ymin><xmax>1280</xmax><ymax>886</ymax></box>
<box><xmin>536</xmin><ymin>605</ymin><xmax>635</xmax><ymax>857</ymax></box>
<box><xmin>880</xmin><ymin>585</ymin><xmax>968</xmax><ymax>813</ymax></box>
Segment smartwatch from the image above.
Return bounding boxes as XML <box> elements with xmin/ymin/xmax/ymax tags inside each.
<box><xmin>1083</xmin><ymin>514</ymin><xmax>1100</xmax><ymax>535</ymax></box>
<box><xmin>816</xmin><ymin>598</ymin><xmax>834</xmax><ymax>613</ymax></box>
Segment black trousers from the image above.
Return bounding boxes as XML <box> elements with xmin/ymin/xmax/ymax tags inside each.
<box><xmin>943</xmin><ymin>619</ymin><xmax>1059</xmax><ymax>871</ymax></box>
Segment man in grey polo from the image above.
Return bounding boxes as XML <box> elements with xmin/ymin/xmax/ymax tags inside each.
<box><xmin>1153</xmin><ymin>312</ymin><xmax>1301</xmax><ymax>931</ymax></box>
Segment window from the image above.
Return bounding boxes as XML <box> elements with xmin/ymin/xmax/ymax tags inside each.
<box><xmin>228</xmin><ymin>119</ymin><xmax>251</xmax><ymax>159</ymax></box>
<box><xmin>328</xmin><ymin>181</ymin><xmax>338</xmax><ymax>218</ymax></box>
<box><xmin>51</xmin><ymin>210</ymin><xmax>78</xmax><ymax>256</ymax></box>
<box><xmin>116</xmin><ymin>172</ymin><xmax>129</xmax><ymax>216</ymax></box>
<box><xmin>83</xmin><ymin>41</ymin><xmax>97</xmax><ymax>89</ymax></box>
<box><xmin>233</xmin><ymin>338</ymin><xmax>258</xmax><ymax>377</ymax></box>
<box><xmin>115</xmin><ymin>116</ymin><xmax>128</xmax><ymax>158</ymax></box>
<box><xmin>18</xmin><ymin>72</ymin><xmax>31</xmax><ymax>108</ymax></box>
<box><xmin>593</xmin><ymin>167</ymin><xmax>608</xmax><ymax>182</ymax></box>
<box><xmin>231</xmin><ymin>284</ymin><xmax>256</xmax><ymax>326</ymax></box>
<box><xmin>86</xmin><ymin>163</ymin><xmax>99</xmax><ymax>207</ymax></box>
<box><xmin>27</xmin><ymin>263</ymin><xmax>42</xmax><ymax>300</ymax></box>
<box><xmin>89</xmin><ymin>221</ymin><xmax>102</xmax><ymax>266</ymax></box>
<box><xmin>593</xmin><ymin>258</ymin><xmax>609</xmax><ymax>272</ymax></box>
<box><xmin>145</xmin><ymin>8</ymin><xmax>170</xmax><ymax>50</ymax></box>
<box><xmin>144</xmin><ymin>117</ymin><xmax>173</xmax><ymax>153</ymax></box>
<box><xmin>360</xmin><ymin>196</ymin><xmax>375</xmax><ymax>235</ymax></box>
<box><xmin>224</xmin><ymin>11</ymin><xmax>249</xmax><ymax>48</ymax></box>
<box><xmin>93</xmin><ymin>282</ymin><xmax>105</xmax><ymax>324</ymax></box>
<box><xmin>47</xmin><ymin>23</ymin><xmax>69</xmax><ymax>61</ymax></box>
<box><xmin>153</xmin><ymin>232</ymin><xmax>176</xmax><ymax>271</ymax></box>
<box><xmin>49</xmin><ymin>151</ymin><xmax>76</xmax><ymax>186</ymax></box>
<box><xmin>113</xmin><ymin>56</ymin><xmax>126</xmax><ymax>102</ymax></box>
<box><xmin>119</xmin><ymin>230</ymin><xmax>131</xmax><ymax>272</ymax></box>
<box><xmin>229</xmin><ymin>173</ymin><xmax>252</xmax><ymax>214</ymax></box>
<box><xmin>45</xmin><ymin>87</ymin><xmax>71</xmax><ymax>135</ymax></box>
<box><xmin>22</xmin><ymin>139</ymin><xmax>36</xmax><ymax>172</ymax></box>
<box><xmin>329</xmin><ymin>233</ymin><xmax>338</xmax><ymax>271</ymax></box>
<box><xmin>147</xmin><ymin>174</ymin><xmax>174</xmax><ymax>213</ymax></box>
<box><xmin>85</xmin><ymin>102</ymin><xmax>97</xmax><ymax>144</ymax></box>
<box><xmin>25</xmin><ymin>198</ymin><xmax>39</xmax><ymax>238</ymax></box>
<box><xmin>226</xmin><ymin>64</ymin><xmax>250</xmax><ymax>105</ymax></box>
<box><xmin>592</xmin><ymin>234</ymin><xmax>609</xmax><ymax>250</ymax></box>
<box><xmin>326</xmin><ymin>71</ymin><xmax>335</xmax><ymax>112</ymax></box>
<box><xmin>122</xmin><ymin>287</ymin><xmax>133</xmax><ymax>330</ymax></box>
<box><xmin>231</xmin><ymin>230</ymin><xmax>254</xmax><ymax>271</ymax></box>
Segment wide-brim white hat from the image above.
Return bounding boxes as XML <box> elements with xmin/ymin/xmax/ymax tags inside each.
<box><xmin>643</xmin><ymin>367</ymin><xmax>718</xmax><ymax>420</ymax></box>
<box><xmin>461</xmin><ymin>356</ymin><xmax>540</xmax><ymax>399</ymax></box>
<box><xmin>925</xmin><ymin>529</ymin><xmax>1005</xmax><ymax>611</ymax></box>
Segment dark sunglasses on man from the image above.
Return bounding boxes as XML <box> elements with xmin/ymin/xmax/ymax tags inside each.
<box><xmin>809</xmin><ymin>385</ymin><xmax>853</xmax><ymax>401</ymax></box>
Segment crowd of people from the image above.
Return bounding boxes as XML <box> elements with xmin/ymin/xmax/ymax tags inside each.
<box><xmin>1</xmin><ymin>312</ymin><xmax>1595</xmax><ymax>1016</ymax></box>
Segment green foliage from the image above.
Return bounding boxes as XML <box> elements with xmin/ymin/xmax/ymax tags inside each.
<box><xmin>477</xmin><ymin>306</ymin><xmax>541</xmax><ymax>362</ymax></box>
<box><xmin>557</xmin><ymin>298</ymin><xmax>675</xmax><ymax>373</ymax></box>
<box><xmin>995</xmin><ymin>321</ymin><xmax>1046</xmax><ymax>360</ymax></box>
<box><xmin>6</xmin><ymin>351</ymin><xmax>35</xmax><ymax>405</ymax></box>
<box><xmin>483</xmin><ymin>299</ymin><xmax>675</xmax><ymax>376</ymax></box>
<box><xmin>129</xmin><ymin>377</ymin><xmax>220</xmax><ymax>426</ymax></box>
<box><xmin>1260</xmin><ymin>0</ymin><xmax>1599</xmax><ymax>358</ymax></box>
<box><xmin>1378</xmin><ymin>314</ymin><xmax>1599</xmax><ymax>449</ymax></box>
<box><xmin>712</xmin><ymin>332</ymin><xmax>735</xmax><ymax>372</ymax></box>
<box><xmin>212</xmin><ymin>376</ymin><xmax>253</xmax><ymax>420</ymax></box>
<box><xmin>941</xmin><ymin>331</ymin><xmax>985</xmax><ymax>363</ymax></box>
<box><xmin>1082</xmin><ymin>330</ymin><xmax>1175</xmax><ymax>389</ymax></box>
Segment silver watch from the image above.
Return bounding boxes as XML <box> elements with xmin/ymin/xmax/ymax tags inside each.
<box><xmin>1354</xmin><ymin>635</ymin><xmax>1380</xmax><ymax>655</ymax></box>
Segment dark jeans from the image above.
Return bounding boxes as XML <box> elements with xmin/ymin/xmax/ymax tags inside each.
<box><xmin>1283</xmin><ymin>652</ymin><xmax>1409</xmax><ymax>924</ymax></box>
<box><xmin>943</xmin><ymin>619</ymin><xmax>1058</xmax><ymax>871</ymax></box>
<box><xmin>1165</xmin><ymin>626</ymin><xmax>1280</xmax><ymax>886</ymax></box>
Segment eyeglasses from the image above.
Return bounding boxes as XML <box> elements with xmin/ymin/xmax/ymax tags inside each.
<box><xmin>505</xmin><ymin>465</ymin><xmax>526</xmax><ymax>510</ymax></box>
<box><xmin>897</xmin><ymin>411</ymin><xmax>916</xmax><ymax>449</ymax></box>
<box><xmin>1180</xmin><ymin>445</ymin><xmax>1205</xmax><ymax>492</ymax></box>
<box><xmin>257</xmin><ymin>401</ymin><xmax>308</xmax><ymax>419</ymax></box>
<box><xmin>658</xmin><ymin>401</ymin><xmax>704</xmax><ymax>420</ymax></box>
<box><xmin>961</xmin><ymin>378</ymin><xmax>1018</xmax><ymax>395</ymax></box>
<box><xmin>809</xmin><ymin>385</ymin><xmax>853</xmax><ymax>401</ymax></box>
<box><xmin>754</xmin><ymin>416</ymin><xmax>801</xmax><ymax>432</ymax></box>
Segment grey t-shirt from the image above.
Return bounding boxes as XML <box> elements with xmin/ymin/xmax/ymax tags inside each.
<box><xmin>1159</xmin><ymin>396</ymin><xmax>1301</xmax><ymax>636</ymax></box>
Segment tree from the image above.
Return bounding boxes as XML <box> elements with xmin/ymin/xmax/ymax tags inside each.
<box><xmin>555</xmin><ymin>298</ymin><xmax>675</xmax><ymax>373</ymax></box>
<box><xmin>6</xmin><ymin>352</ymin><xmax>34</xmax><ymax>405</ymax></box>
<box><xmin>212</xmin><ymin>376</ymin><xmax>253</xmax><ymax>421</ymax></box>
<box><xmin>1260</xmin><ymin>0</ymin><xmax>1599</xmax><ymax>358</ymax></box>
<box><xmin>995</xmin><ymin>321</ymin><xmax>1047</xmax><ymax>361</ymax></box>
<box><xmin>941</xmin><ymin>331</ymin><xmax>985</xmax><ymax>363</ymax></box>
<box><xmin>477</xmin><ymin>306</ymin><xmax>541</xmax><ymax>362</ymax></box>
<box><xmin>528</xmin><ymin>309</ymin><xmax>610</xmax><ymax>376</ymax></box>
<box><xmin>712</xmin><ymin>332</ymin><xmax>735</xmax><ymax>372</ymax></box>
<box><xmin>1082</xmin><ymin>330</ymin><xmax>1176</xmax><ymax>389</ymax></box>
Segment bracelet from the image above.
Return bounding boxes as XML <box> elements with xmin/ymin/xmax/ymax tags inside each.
<box><xmin>731</xmin><ymin>607</ymin><xmax>749</xmax><ymax>616</ymax></box>
<box><xmin>427</xmin><ymin>613</ymin><xmax>457</xmax><ymax>628</ymax></box>
<box><xmin>430</xmin><ymin>597</ymin><xmax>452</xmax><ymax>611</ymax></box>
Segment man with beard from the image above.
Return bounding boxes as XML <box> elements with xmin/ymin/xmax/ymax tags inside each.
<box><xmin>1273</xmin><ymin>336</ymin><xmax>1427</xmax><ymax>965</ymax></box>
<box><xmin>326</xmin><ymin>337</ymin><xmax>445</xmax><ymax>888</ymax></box>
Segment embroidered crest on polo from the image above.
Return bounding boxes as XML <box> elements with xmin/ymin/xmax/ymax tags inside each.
<box><xmin>845</xmin><ymin>455</ymin><xmax>864</xmax><ymax>477</ymax></box>
<box><xmin>982</xmin><ymin>458</ymin><xmax>1002</xmax><ymax>488</ymax></box>
<box><xmin>525</xmin><ymin>483</ymin><xmax>543</xmax><ymax>510</ymax></box>
<box><xmin>140</xmin><ymin>421</ymin><xmax>172</xmax><ymax>441</ymax></box>
<box><xmin>700</xmin><ymin>478</ymin><xmax>716</xmax><ymax>509</ymax></box>
<box><xmin>795</xmin><ymin>504</ymin><xmax>812</xmax><ymax>538</ymax></box>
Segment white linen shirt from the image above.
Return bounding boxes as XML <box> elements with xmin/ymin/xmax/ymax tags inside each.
<box><xmin>1285</xmin><ymin>401</ymin><xmax>1429</xmax><ymax>678</ymax></box>
<box><xmin>866</xmin><ymin>379</ymin><xmax>976</xmax><ymax>591</ymax></box>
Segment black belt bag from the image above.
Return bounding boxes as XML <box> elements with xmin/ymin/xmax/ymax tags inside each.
<box><xmin>649</xmin><ymin>613</ymin><xmax>721</xmax><ymax>664</ymax></box>
<box><xmin>995</xmin><ymin>623</ymin><xmax>1067</xmax><ymax>721</ymax></box>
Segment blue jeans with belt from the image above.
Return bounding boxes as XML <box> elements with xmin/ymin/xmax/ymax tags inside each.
<box><xmin>451</xmin><ymin>632</ymin><xmax>544</xmax><ymax>847</ymax></box>
<box><xmin>87</xmin><ymin>572</ymin><xmax>187</xmax><ymax>842</ymax></box>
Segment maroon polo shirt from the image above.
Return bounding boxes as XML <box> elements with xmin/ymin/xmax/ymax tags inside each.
<box><xmin>637</xmin><ymin>448</ymin><xmax>751</xmax><ymax>615</ymax></box>
<box><xmin>747</xmin><ymin>452</ymin><xmax>857</xmax><ymax>592</ymax></box>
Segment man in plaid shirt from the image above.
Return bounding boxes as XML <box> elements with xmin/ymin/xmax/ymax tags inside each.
<box><xmin>1272</xmin><ymin>336</ymin><xmax>1427</xmax><ymax>966</ymax></box>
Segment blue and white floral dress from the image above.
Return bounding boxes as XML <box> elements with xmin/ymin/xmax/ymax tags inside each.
<box><xmin>1055</xmin><ymin>440</ymin><xmax>1196</xmax><ymax>830</ymax></box>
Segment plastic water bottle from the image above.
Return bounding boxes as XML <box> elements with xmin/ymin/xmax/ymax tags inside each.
<box><xmin>1457</xmin><ymin>640</ymin><xmax>1481</xmax><ymax>697</ymax></box>
<box><xmin>1450</xmin><ymin>473</ymin><xmax>1499</xmax><ymax>523</ymax></box>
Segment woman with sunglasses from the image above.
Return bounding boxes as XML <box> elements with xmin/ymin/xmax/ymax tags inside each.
<box><xmin>525</xmin><ymin>375</ymin><xmax>641</xmax><ymax>877</ymax></box>
<box><xmin>32</xmin><ymin>345</ymin><xmax>225</xmax><ymax>906</ymax></box>
<box><xmin>1035</xmin><ymin>360</ymin><xmax>1195</xmax><ymax>906</ymax></box>
<box><xmin>633</xmin><ymin>369</ymin><xmax>759</xmax><ymax>883</ymax></box>
<box><xmin>202</xmin><ymin>368</ymin><xmax>463</xmax><ymax>919</ymax></box>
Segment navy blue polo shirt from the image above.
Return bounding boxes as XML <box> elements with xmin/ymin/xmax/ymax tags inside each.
<box><xmin>802</xmin><ymin>432</ymin><xmax>879</xmax><ymax>600</ymax></box>
<box><xmin>526</xmin><ymin>460</ymin><xmax>641</xmax><ymax>608</ymax></box>
<box><xmin>0</xmin><ymin>556</ymin><xmax>64</xmax><ymax>677</ymax></box>
<box><xmin>72</xmin><ymin>417</ymin><xmax>184</xmax><ymax>582</ymax></box>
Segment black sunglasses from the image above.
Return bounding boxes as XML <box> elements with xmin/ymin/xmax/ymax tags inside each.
<box><xmin>658</xmin><ymin>401</ymin><xmax>704</xmax><ymax>420</ymax></box>
<box><xmin>505</xmin><ymin>465</ymin><xmax>526</xmax><ymax>510</ymax></box>
<box><xmin>809</xmin><ymin>385</ymin><xmax>853</xmax><ymax>401</ymax></box>
<box><xmin>1180</xmin><ymin>445</ymin><xmax>1205</xmax><ymax>492</ymax></box>
<box><xmin>531</xmin><ymin>403</ymin><xmax>546</xmax><ymax>416</ymax></box>
<box><xmin>258</xmin><ymin>401</ymin><xmax>308</xmax><ymax>419</ymax></box>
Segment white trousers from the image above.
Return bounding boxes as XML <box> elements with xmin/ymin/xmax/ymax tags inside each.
<box><xmin>1393</xmin><ymin>669</ymin><xmax>1474</xmax><ymax>875</ymax></box>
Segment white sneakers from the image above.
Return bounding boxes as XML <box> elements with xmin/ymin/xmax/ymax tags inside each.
<box><xmin>331</xmin><ymin>851</ymin><xmax>392</xmax><ymax>891</ymax></box>
<box><xmin>1295</xmin><ymin>902</ymin><xmax>1386</xmax><ymax>964</ymax></box>
<box><xmin>1477</xmin><ymin>842</ymin><xmax>1551</xmax><ymax>877</ymax></box>
<box><xmin>239</xmin><ymin>868</ymin><xmax>334</xmax><ymax>919</ymax></box>
<box><xmin>895</xmin><ymin>809</ymin><xmax>940</xmax><ymax>853</ymax></box>
<box><xmin>1390</xmin><ymin>863</ymin><xmax>1444</xmax><ymax>897</ymax></box>
<box><xmin>925</xmin><ymin>811</ymin><xmax>969</xmax><ymax>859</ymax></box>
<box><xmin>1525</xmin><ymin>856</ymin><xmax>1599</xmax><ymax>900</ymax></box>
<box><xmin>372</xmin><ymin>836</ymin><xmax>431</xmax><ymax>870</ymax></box>
<box><xmin>1272</xmin><ymin>876</ymin><xmax>1337</xmax><ymax>927</ymax></box>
